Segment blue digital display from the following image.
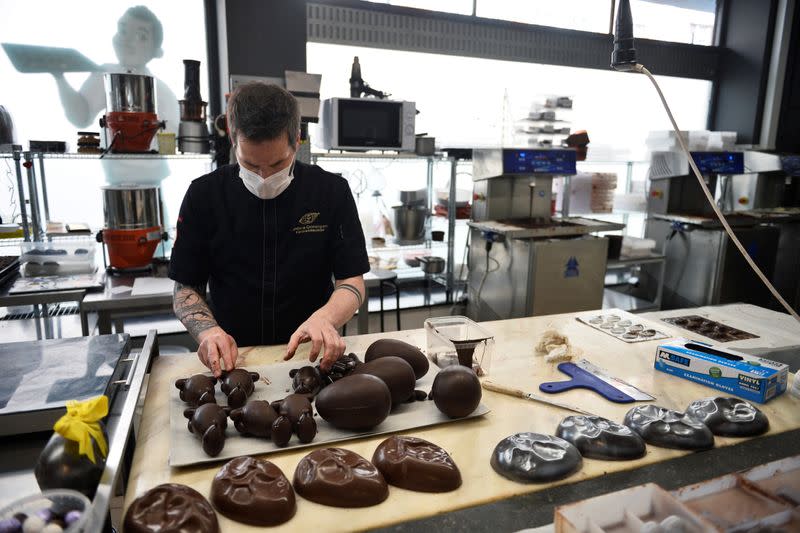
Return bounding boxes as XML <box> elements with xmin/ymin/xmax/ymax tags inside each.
<box><xmin>501</xmin><ymin>149</ymin><xmax>577</xmax><ymax>175</ymax></box>
<box><xmin>690</xmin><ymin>152</ymin><xmax>744</xmax><ymax>174</ymax></box>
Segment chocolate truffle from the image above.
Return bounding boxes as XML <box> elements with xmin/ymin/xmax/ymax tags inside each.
<box><xmin>290</xmin><ymin>366</ymin><xmax>324</xmax><ymax>396</ymax></box>
<box><xmin>229</xmin><ymin>400</ymin><xmax>278</xmax><ymax>438</ymax></box>
<box><xmin>315</xmin><ymin>374</ymin><xmax>392</xmax><ymax>430</ymax></box>
<box><xmin>270</xmin><ymin>394</ymin><xmax>317</xmax><ymax>445</ymax></box>
<box><xmin>685</xmin><ymin>397</ymin><xmax>769</xmax><ymax>437</ymax></box>
<box><xmin>210</xmin><ymin>457</ymin><xmax>296</xmax><ymax>526</ymax></box>
<box><xmin>184</xmin><ymin>403</ymin><xmax>229</xmax><ymax>457</ymax></box>
<box><xmin>220</xmin><ymin>369</ymin><xmax>259</xmax><ymax>408</ymax></box>
<box><xmin>175</xmin><ymin>374</ymin><xmax>217</xmax><ymax>406</ymax></box>
<box><xmin>490</xmin><ymin>433</ymin><xmax>582</xmax><ymax>484</ymax></box>
<box><xmin>294</xmin><ymin>448</ymin><xmax>388</xmax><ymax>507</ymax></box>
<box><xmin>431</xmin><ymin>366</ymin><xmax>481</xmax><ymax>418</ymax></box>
<box><xmin>365</xmin><ymin>338</ymin><xmax>429</xmax><ymax>380</ymax></box>
<box><xmin>352</xmin><ymin>356</ymin><xmax>416</xmax><ymax>407</ymax></box>
<box><xmin>624</xmin><ymin>405</ymin><xmax>714</xmax><ymax>451</ymax></box>
<box><xmin>556</xmin><ymin>415</ymin><xmax>647</xmax><ymax>460</ymax></box>
<box><xmin>124</xmin><ymin>483</ymin><xmax>219</xmax><ymax>533</ymax></box>
<box><xmin>372</xmin><ymin>436</ymin><xmax>462</xmax><ymax>492</ymax></box>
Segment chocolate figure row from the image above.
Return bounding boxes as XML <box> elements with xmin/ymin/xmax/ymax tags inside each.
<box><xmin>124</xmin><ymin>435</ymin><xmax>461</xmax><ymax>530</ymax></box>
<box><xmin>175</xmin><ymin>368</ymin><xmax>259</xmax><ymax>408</ymax></box>
<box><xmin>184</xmin><ymin>393</ymin><xmax>319</xmax><ymax>456</ymax></box>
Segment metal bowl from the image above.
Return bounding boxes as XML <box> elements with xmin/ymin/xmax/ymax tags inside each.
<box><xmin>419</xmin><ymin>256</ymin><xmax>445</xmax><ymax>274</ymax></box>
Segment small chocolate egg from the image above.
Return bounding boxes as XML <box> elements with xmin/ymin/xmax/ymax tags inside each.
<box><xmin>365</xmin><ymin>338</ymin><xmax>429</xmax><ymax>380</ymax></box>
<box><xmin>315</xmin><ymin>374</ymin><xmax>392</xmax><ymax>430</ymax></box>
<box><xmin>431</xmin><ymin>366</ymin><xmax>481</xmax><ymax>418</ymax></box>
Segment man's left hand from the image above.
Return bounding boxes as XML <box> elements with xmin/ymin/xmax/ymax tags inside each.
<box><xmin>284</xmin><ymin>313</ymin><xmax>346</xmax><ymax>372</ymax></box>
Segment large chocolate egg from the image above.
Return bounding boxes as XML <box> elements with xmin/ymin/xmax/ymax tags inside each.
<box><xmin>211</xmin><ymin>457</ymin><xmax>295</xmax><ymax>526</ymax></box>
<box><xmin>431</xmin><ymin>366</ymin><xmax>481</xmax><ymax>418</ymax></box>
<box><xmin>294</xmin><ymin>448</ymin><xmax>388</xmax><ymax>508</ymax></box>
<box><xmin>315</xmin><ymin>374</ymin><xmax>392</xmax><ymax>430</ymax></box>
<box><xmin>352</xmin><ymin>356</ymin><xmax>416</xmax><ymax>407</ymax></box>
<box><xmin>125</xmin><ymin>484</ymin><xmax>219</xmax><ymax>533</ymax></box>
<box><xmin>365</xmin><ymin>339</ymin><xmax>429</xmax><ymax>380</ymax></box>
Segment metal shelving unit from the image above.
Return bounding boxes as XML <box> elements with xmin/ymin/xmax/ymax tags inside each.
<box><xmin>311</xmin><ymin>151</ymin><xmax>460</xmax><ymax>302</ymax></box>
<box><xmin>2</xmin><ymin>148</ymin><xmax>212</xmax><ymax>243</ymax></box>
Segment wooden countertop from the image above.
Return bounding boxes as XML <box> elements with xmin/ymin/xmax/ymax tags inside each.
<box><xmin>124</xmin><ymin>310</ymin><xmax>800</xmax><ymax>532</ymax></box>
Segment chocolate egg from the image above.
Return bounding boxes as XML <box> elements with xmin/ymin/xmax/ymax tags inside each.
<box><xmin>175</xmin><ymin>374</ymin><xmax>217</xmax><ymax>406</ymax></box>
<box><xmin>184</xmin><ymin>403</ymin><xmax>229</xmax><ymax>457</ymax></box>
<box><xmin>352</xmin><ymin>356</ymin><xmax>416</xmax><ymax>407</ymax></box>
<box><xmin>431</xmin><ymin>366</ymin><xmax>481</xmax><ymax>418</ymax></box>
<box><xmin>124</xmin><ymin>483</ymin><xmax>219</xmax><ymax>533</ymax></box>
<box><xmin>229</xmin><ymin>400</ymin><xmax>278</xmax><ymax>438</ymax></box>
<box><xmin>211</xmin><ymin>457</ymin><xmax>295</xmax><ymax>526</ymax></box>
<box><xmin>372</xmin><ymin>436</ymin><xmax>462</xmax><ymax>492</ymax></box>
<box><xmin>315</xmin><ymin>374</ymin><xmax>392</xmax><ymax>430</ymax></box>
<box><xmin>365</xmin><ymin>339</ymin><xmax>429</xmax><ymax>380</ymax></box>
<box><xmin>220</xmin><ymin>369</ymin><xmax>260</xmax><ymax>408</ymax></box>
<box><xmin>294</xmin><ymin>448</ymin><xmax>388</xmax><ymax>508</ymax></box>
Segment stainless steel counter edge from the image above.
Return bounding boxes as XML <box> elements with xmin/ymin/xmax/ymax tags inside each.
<box><xmin>84</xmin><ymin>330</ymin><xmax>158</xmax><ymax>532</ymax></box>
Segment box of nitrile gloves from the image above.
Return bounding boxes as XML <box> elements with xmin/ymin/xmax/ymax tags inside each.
<box><xmin>654</xmin><ymin>339</ymin><xmax>788</xmax><ymax>404</ymax></box>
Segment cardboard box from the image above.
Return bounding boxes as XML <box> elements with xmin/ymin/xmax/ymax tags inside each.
<box><xmin>654</xmin><ymin>339</ymin><xmax>788</xmax><ymax>404</ymax></box>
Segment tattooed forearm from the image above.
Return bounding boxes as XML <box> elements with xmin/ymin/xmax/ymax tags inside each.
<box><xmin>173</xmin><ymin>282</ymin><xmax>218</xmax><ymax>340</ymax></box>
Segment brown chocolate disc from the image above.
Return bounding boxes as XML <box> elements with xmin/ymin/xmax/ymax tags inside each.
<box><xmin>124</xmin><ymin>483</ymin><xmax>219</xmax><ymax>533</ymax></box>
<box><xmin>293</xmin><ymin>448</ymin><xmax>388</xmax><ymax>508</ymax></box>
<box><xmin>210</xmin><ymin>456</ymin><xmax>296</xmax><ymax>526</ymax></box>
<box><xmin>372</xmin><ymin>436</ymin><xmax>462</xmax><ymax>492</ymax></box>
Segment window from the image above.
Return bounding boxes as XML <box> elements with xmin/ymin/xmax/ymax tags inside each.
<box><xmin>359</xmin><ymin>0</ymin><xmax>474</xmax><ymax>16</ymax></box>
<box><xmin>476</xmin><ymin>0</ymin><xmax>613</xmax><ymax>34</ymax></box>
<box><xmin>629</xmin><ymin>0</ymin><xmax>716</xmax><ymax>45</ymax></box>
<box><xmin>308</xmin><ymin>42</ymin><xmax>712</xmax><ymax>156</ymax></box>
<box><xmin>0</xmin><ymin>0</ymin><xmax>210</xmax><ymax>230</ymax></box>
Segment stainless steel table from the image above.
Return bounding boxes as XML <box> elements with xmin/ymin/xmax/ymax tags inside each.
<box><xmin>0</xmin><ymin>331</ymin><xmax>158</xmax><ymax>531</ymax></box>
<box><xmin>79</xmin><ymin>275</ymin><xmax>174</xmax><ymax>335</ymax></box>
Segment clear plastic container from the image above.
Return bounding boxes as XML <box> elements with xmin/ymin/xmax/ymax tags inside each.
<box><xmin>0</xmin><ymin>489</ymin><xmax>90</xmax><ymax>532</ymax></box>
<box><xmin>424</xmin><ymin>316</ymin><xmax>494</xmax><ymax>376</ymax></box>
<box><xmin>20</xmin><ymin>241</ymin><xmax>96</xmax><ymax>265</ymax></box>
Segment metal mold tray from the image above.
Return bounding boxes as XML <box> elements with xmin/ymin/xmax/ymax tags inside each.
<box><xmin>661</xmin><ymin>315</ymin><xmax>758</xmax><ymax>343</ymax></box>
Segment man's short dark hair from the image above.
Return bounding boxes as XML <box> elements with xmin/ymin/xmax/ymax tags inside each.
<box><xmin>123</xmin><ymin>6</ymin><xmax>163</xmax><ymax>49</ymax></box>
<box><xmin>227</xmin><ymin>83</ymin><xmax>300</xmax><ymax>149</ymax></box>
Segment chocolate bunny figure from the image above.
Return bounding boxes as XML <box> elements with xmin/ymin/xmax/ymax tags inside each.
<box><xmin>184</xmin><ymin>403</ymin><xmax>230</xmax><ymax>457</ymax></box>
<box><xmin>175</xmin><ymin>374</ymin><xmax>217</xmax><ymax>406</ymax></box>
<box><xmin>270</xmin><ymin>394</ymin><xmax>317</xmax><ymax>446</ymax></box>
<box><xmin>290</xmin><ymin>366</ymin><xmax>325</xmax><ymax>397</ymax></box>
<box><xmin>220</xmin><ymin>369</ymin><xmax>260</xmax><ymax>408</ymax></box>
<box><xmin>229</xmin><ymin>400</ymin><xmax>278</xmax><ymax>438</ymax></box>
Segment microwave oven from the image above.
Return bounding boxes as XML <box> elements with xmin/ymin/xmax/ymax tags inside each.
<box><xmin>319</xmin><ymin>97</ymin><xmax>416</xmax><ymax>151</ymax></box>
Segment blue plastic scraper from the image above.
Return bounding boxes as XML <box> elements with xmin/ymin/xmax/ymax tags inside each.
<box><xmin>539</xmin><ymin>359</ymin><xmax>655</xmax><ymax>403</ymax></box>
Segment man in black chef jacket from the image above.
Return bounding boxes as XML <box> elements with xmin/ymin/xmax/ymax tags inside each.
<box><xmin>169</xmin><ymin>83</ymin><xmax>369</xmax><ymax>377</ymax></box>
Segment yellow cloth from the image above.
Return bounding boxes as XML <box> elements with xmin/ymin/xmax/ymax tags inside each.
<box><xmin>53</xmin><ymin>395</ymin><xmax>109</xmax><ymax>464</ymax></box>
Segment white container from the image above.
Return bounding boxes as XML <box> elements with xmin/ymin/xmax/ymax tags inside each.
<box><xmin>424</xmin><ymin>316</ymin><xmax>494</xmax><ymax>376</ymax></box>
<box><xmin>20</xmin><ymin>241</ymin><xmax>96</xmax><ymax>265</ymax></box>
<box><xmin>0</xmin><ymin>489</ymin><xmax>90</xmax><ymax>532</ymax></box>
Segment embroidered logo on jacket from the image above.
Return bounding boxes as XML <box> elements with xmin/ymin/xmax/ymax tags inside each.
<box><xmin>294</xmin><ymin>212</ymin><xmax>327</xmax><ymax>234</ymax></box>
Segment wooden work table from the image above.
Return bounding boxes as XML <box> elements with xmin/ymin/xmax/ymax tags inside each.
<box><xmin>124</xmin><ymin>309</ymin><xmax>800</xmax><ymax>532</ymax></box>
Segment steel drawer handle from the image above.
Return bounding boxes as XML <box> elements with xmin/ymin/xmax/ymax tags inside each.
<box><xmin>112</xmin><ymin>350</ymin><xmax>142</xmax><ymax>387</ymax></box>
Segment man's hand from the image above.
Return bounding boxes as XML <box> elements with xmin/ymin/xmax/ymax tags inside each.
<box><xmin>284</xmin><ymin>314</ymin><xmax>346</xmax><ymax>372</ymax></box>
<box><xmin>197</xmin><ymin>326</ymin><xmax>238</xmax><ymax>377</ymax></box>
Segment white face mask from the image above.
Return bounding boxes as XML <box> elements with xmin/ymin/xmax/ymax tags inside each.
<box><xmin>239</xmin><ymin>159</ymin><xmax>295</xmax><ymax>200</ymax></box>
